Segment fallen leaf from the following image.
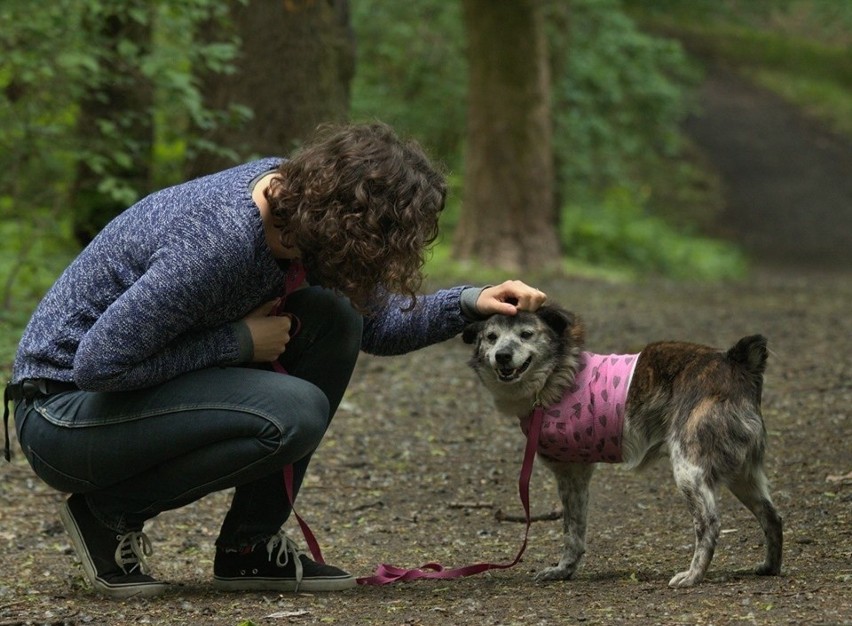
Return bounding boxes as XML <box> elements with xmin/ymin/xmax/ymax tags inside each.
<box><xmin>826</xmin><ymin>471</ymin><xmax>852</xmax><ymax>484</ymax></box>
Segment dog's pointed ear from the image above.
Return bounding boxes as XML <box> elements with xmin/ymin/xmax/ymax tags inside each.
<box><xmin>537</xmin><ymin>306</ymin><xmax>576</xmax><ymax>336</ymax></box>
<box><xmin>462</xmin><ymin>321</ymin><xmax>483</xmax><ymax>344</ymax></box>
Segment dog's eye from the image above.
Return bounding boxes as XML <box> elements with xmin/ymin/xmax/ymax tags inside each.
<box><xmin>520</xmin><ymin>330</ymin><xmax>534</xmax><ymax>340</ymax></box>
<box><xmin>486</xmin><ymin>332</ymin><xmax>498</xmax><ymax>342</ymax></box>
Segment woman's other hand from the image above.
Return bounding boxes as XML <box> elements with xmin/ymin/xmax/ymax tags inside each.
<box><xmin>242</xmin><ymin>299</ymin><xmax>294</xmax><ymax>362</ymax></box>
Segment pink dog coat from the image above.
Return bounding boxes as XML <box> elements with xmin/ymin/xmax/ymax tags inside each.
<box><xmin>520</xmin><ymin>352</ymin><xmax>638</xmax><ymax>463</ymax></box>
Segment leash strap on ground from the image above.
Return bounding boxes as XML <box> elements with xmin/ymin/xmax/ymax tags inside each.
<box><xmin>355</xmin><ymin>406</ymin><xmax>544</xmax><ymax>585</ymax></box>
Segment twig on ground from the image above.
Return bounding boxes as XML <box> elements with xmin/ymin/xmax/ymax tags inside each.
<box><xmin>448</xmin><ymin>502</ymin><xmax>494</xmax><ymax>510</ymax></box>
<box><xmin>350</xmin><ymin>500</ymin><xmax>384</xmax><ymax>511</ymax></box>
<box><xmin>495</xmin><ymin>508</ymin><xmax>563</xmax><ymax>523</ymax></box>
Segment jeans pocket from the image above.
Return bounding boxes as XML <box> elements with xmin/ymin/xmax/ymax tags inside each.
<box><xmin>33</xmin><ymin>391</ymin><xmax>87</xmax><ymax>427</ymax></box>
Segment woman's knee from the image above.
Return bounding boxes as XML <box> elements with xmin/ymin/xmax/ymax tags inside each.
<box><xmin>288</xmin><ymin>287</ymin><xmax>363</xmax><ymax>351</ymax></box>
<box><xmin>261</xmin><ymin>379</ymin><xmax>330</xmax><ymax>452</ymax></box>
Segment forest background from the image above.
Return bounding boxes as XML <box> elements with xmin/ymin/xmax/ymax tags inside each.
<box><xmin>0</xmin><ymin>2</ymin><xmax>851</xmax><ymax>624</ymax></box>
<box><xmin>1</xmin><ymin>0</ymin><xmax>850</xmax><ymax>377</ymax></box>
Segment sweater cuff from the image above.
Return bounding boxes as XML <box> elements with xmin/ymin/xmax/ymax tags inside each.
<box><xmin>227</xmin><ymin>321</ymin><xmax>255</xmax><ymax>363</ymax></box>
<box><xmin>460</xmin><ymin>286</ymin><xmax>491</xmax><ymax>320</ymax></box>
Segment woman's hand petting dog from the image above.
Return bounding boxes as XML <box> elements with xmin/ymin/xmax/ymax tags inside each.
<box><xmin>476</xmin><ymin>280</ymin><xmax>548</xmax><ymax>317</ymax></box>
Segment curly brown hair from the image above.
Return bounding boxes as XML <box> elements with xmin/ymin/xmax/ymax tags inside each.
<box><xmin>265</xmin><ymin>123</ymin><xmax>446</xmax><ymax>312</ymax></box>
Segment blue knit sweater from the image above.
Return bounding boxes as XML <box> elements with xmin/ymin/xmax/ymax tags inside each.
<box><xmin>12</xmin><ymin>159</ymin><xmax>472</xmax><ymax>391</ymax></box>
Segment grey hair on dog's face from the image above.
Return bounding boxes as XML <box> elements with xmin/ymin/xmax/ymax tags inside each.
<box><xmin>463</xmin><ymin>306</ymin><xmax>583</xmax><ymax>415</ymax></box>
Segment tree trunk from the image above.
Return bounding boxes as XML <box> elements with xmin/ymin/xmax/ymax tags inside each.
<box><xmin>70</xmin><ymin>3</ymin><xmax>154</xmax><ymax>245</ymax></box>
<box><xmin>455</xmin><ymin>0</ymin><xmax>560</xmax><ymax>272</ymax></box>
<box><xmin>186</xmin><ymin>0</ymin><xmax>355</xmax><ymax>178</ymax></box>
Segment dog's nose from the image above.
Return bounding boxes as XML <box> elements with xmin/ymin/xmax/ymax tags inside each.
<box><xmin>495</xmin><ymin>351</ymin><xmax>513</xmax><ymax>366</ymax></box>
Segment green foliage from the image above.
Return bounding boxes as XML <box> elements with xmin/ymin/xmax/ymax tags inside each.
<box><xmin>0</xmin><ymin>0</ymin><xmax>243</xmax><ymax>372</ymax></box>
<box><xmin>352</xmin><ymin>0</ymin><xmax>733</xmax><ymax>281</ymax></box>
<box><xmin>427</xmin><ymin>173</ymin><xmax>741</xmax><ymax>285</ymax></box>
<box><xmin>0</xmin><ymin>2</ymin><xmax>87</xmax><ymax>194</ymax></box>
<box><xmin>547</xmin><ymin>0</ymin><xmax>701</xmax><ymax>203</ymax></box>
<box><xmin>0</xmin><ymin>1</ymin><xmax>87</xmax><ymax>365</ymax></box>
<box><xmin>0</xmin><ymin>1</ymin><xmax>243</xmax><ymax>217</ymax></box>
<box><xmin>545</xmin><ymin>0</ymin><xmax>735</xmax><ymax>280</ymax></box>
<box><xmin>350</xmin><ymin>1</ymin><xmax>467</xmax><ymax>168</ymax></box>
<box><xmin>0</xmin><ymin>210</ymin><xmax>78</xmax><ymax>379</ymax></box>
<box><xmin>152</xmin><ymin>1</ymin><xmax>250</xmax><ymax>187</ymax></box>
<box><xmin>560</xmin><ymin>188</ymin><xmax>746</xmax><ymax>280</ymax></box>
<box><xmin>77</xmin><ymin>2</ymin><xmax>246</xmax><ymax>198</ymax></box>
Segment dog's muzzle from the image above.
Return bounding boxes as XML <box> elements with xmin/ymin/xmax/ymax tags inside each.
<box><xmin>494</xmin><ymin>355</ymin><xmax>533</xmax><ymax>382</ymax></box>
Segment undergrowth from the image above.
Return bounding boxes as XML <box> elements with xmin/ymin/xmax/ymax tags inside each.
<box><xmin>425</xmin><ymin>182</ymin><xmax>746</xmax><ymax>287</ymax></box>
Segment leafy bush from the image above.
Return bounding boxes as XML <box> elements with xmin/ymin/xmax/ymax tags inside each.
<box><xmin>350</xmin><ymin>1</ymin><xmax>467</xmax><ymax>169</ymax></box>
<box><xmin>0</xmin><ymin>1</ymin><xmax>242</xmax><ymax>373</ymax></box>
<box><xmin>0</xmin><ymin>208</ymin><xmax>78</xmax><ymax>378</ymax></box>
<box><xmin>426</xmin><ymin>176</ymin><xmax>743</xmax><ymax>284</ymax></box>
<box><xmin>547</xmin><ymin>0</ymin><xmax>702</xmax><ymax>203</ymax></box>
<box><xmin>560</xmin><ymin>188</ymin><xmax>746</xmax><ymax>280</ymax></box>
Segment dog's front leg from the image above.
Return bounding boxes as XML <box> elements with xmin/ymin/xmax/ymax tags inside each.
<box><xmin>536</xmin><ymin>462</ymin><xmax>595</xmax><ymax>582</ymax></box>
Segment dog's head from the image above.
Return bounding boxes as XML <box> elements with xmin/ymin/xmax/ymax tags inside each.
<box><xmin>463</xmin><ymin>306</ymin><xmax>584</xmax><ymax>414</ymax></box>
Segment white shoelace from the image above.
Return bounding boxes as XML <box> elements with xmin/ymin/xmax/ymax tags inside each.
<box><xmin>114</xmin><ymin>531</ymin><xmax>154</xmax><ymax>575</ymax></box>
<box><xmin>266</xmin><ymin>531</ymin><xmax>304</xmax><ymax>589</ymax></box>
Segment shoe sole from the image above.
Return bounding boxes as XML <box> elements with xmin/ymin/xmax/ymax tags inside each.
<box><xmin>60</xmin><ymin>500</ymin><xmax>169</xmax><ymax>599</ymax></box>
<box><xmin>213</xmin><ymin>574</ymin><xmax>357</xmax><ymax>592</ymax></box>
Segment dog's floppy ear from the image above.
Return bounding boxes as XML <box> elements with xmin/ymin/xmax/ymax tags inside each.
<box><xmin>462</xmin><ymin>321</ymin><xmax>483</xmax><ymax>344</ymax></box>
<box><xmin>537</xmin><ymin>306</ymin><xmax>576</xmax><ymax>336</ymax></box>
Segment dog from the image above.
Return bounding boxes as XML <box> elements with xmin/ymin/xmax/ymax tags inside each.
<box><xmin>462</xmin><ymin>306</ymin><xmax>783</xmax><ymax>588</ymax></box>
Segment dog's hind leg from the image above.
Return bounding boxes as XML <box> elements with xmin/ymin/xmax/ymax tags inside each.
<box><xmin>669</xmin><ymin>450</ymin><xmax>721</xmax><ymax>588</ymax></box>
<box><xmin>535</xmin><ymin>463</ymin><xmax>595</xmax><ymax>582</ymax></box>
<box><xmin>728</xmin><ymin>468</ymin><xmax>783</xmax><ymax>576</ymax></box>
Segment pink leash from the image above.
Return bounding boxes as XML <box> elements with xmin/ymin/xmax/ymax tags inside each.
<box><xmin>270</xmin><ymin>261</ymin><xmax>306</xmax><ymax>376</ymax></box>
<box><xmin>272</xmin><ymin>263</ymin><xmax>543</xmax><ymax>581</ymax></box>
<box><xmin>269</xmin><ymin>261</ymin><xmax>327</xmax><ymax>564</ymax></box>
<box><xmin>355</xmin><ymin>405</ymin><xmax>543</xmax><ymax>584</ymax></box>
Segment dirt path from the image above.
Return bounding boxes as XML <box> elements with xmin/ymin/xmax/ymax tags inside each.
<box><xmin>1</xmin><ymin>75</ymin><xmax>850</xmax><ymax>625</ymax></box>
<box><xmin>684</xmin><ymin>69</ymin><xmax>852</xmax><ymax>270</ymax></box>
<box><xmin>2</xmin><ymin>270</ymin><xmax>849</xmax><ymax>625</ymax></box>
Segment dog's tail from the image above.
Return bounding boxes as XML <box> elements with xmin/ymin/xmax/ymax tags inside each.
<box><xmin>726</xmin><ymin>334</ymin><xmax>768</xmax><ymax>403</ymax></box>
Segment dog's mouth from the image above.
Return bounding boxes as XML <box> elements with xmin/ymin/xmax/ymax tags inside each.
<box><xmin>495</xmin><ymin>356</ymin><xmax>533</xmax><ymax>382</ymax></box>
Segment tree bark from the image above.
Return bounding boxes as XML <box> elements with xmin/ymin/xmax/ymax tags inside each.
<box><xmin>455</xmin><ymin>0</ymin><xmax>560</xmax><ymax>272</ymax></box>
<box><xmin>186</xmin><ymin>0</ymin><xmax>355</xmax><ymax>178</ymax></box>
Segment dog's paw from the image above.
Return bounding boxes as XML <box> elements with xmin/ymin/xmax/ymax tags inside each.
<box><xmin>535</xmin><ymin>565</ymin><xmax>575</xmax><ymax>582</ymax></box>
<box><xmin>668</xmin><ymin>570</ymin><xmax>703</xmax><ymax>588</ymax></box>
<box><xmin>755</xmin><ymin>562</ymin><xmax>781</xmax><ymax>576</ymax></box>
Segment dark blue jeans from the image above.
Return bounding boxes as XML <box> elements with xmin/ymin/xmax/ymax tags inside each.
<box><xmin>14</xmin><ymin>287</ymin><xmax>362</xmax><ymax>549</ymax></box>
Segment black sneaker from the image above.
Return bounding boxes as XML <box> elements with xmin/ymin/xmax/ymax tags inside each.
<box><xmin>60</xmin><ymin>494</ymin><xmax>169</xmax><ymax>598</ymax></box>
<box><xmin>213</xmin><ymin>531</ymin><xmax>356</xmax><ymax>592</ymax></box>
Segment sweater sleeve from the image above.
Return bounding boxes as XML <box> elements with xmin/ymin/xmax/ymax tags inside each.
<box><xmin>72</xmin><ymin>238</ymin><xmax>247</xmax><ymax>392</ymax></box>
<box><xmin>360</xmin><ymin>285</ymin><xmax>472</xmax><ymax>356</ymax></box>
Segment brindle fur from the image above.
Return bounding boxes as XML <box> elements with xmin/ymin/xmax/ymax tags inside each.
<box><xmin>463</xmin><ymin>306</ymin><xmax>783</xmax><ymax>588</ymax></box>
